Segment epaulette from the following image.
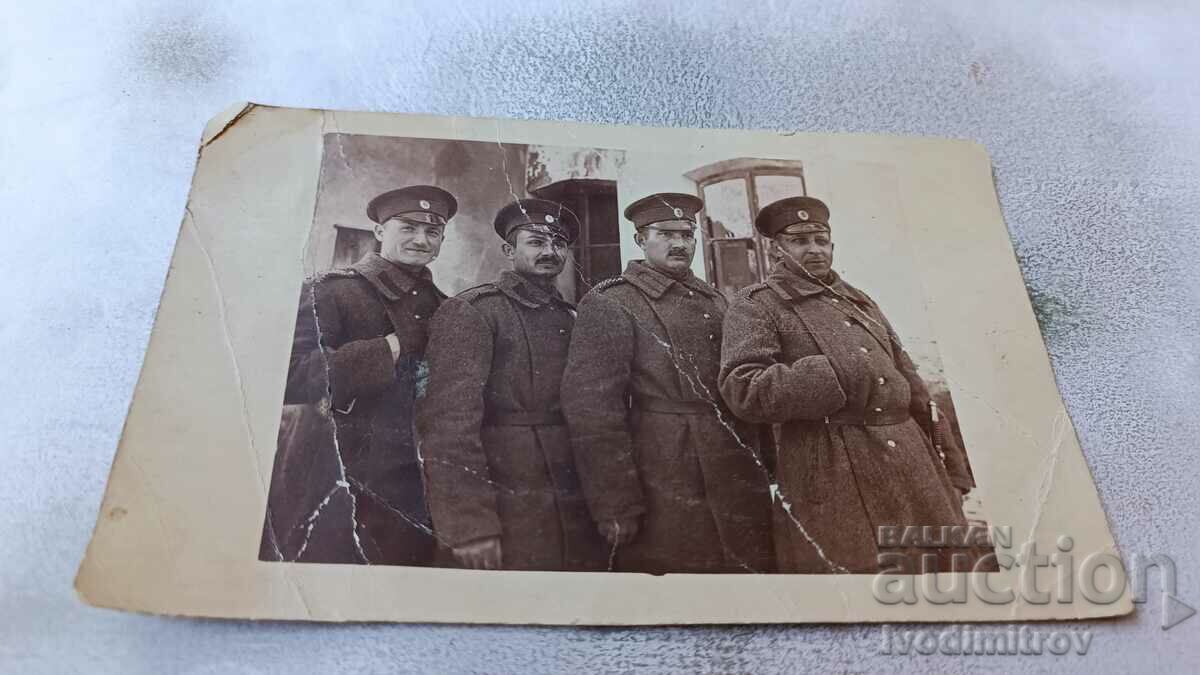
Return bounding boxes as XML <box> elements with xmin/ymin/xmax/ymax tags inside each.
<box><xmin>590</xmin><ymin>276</ymin><xmax>627</xmax><ymax>294</ymax></box>
<box><xmin>455</xmin><ymin>283</ymin><xmax>502</xmax><ymax>303</ymax></box>
<box><xmin>314</xmin><ymin>268</ymin><xmax>358</xmax><ymax>283</ymax></box>
<box><xmin>740</xmin><ymin>281</ymin><xmax>770</xmax><ymax>299</ymax></box>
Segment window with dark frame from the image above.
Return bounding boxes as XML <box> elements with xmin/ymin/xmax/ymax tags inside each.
<box><xmin>683</xmin><ymin>159</ymin><xmax>807</xmax><ymax>297</ymax></box>
<box><xmin>332</xmin><ymin>224</ymin><xmax>379</xmax><ymax>269</ymax></box>
<box><xmin>532</xmin><ymin>179</ymin><xmax>621</xmax><ymax>301</ymax></box>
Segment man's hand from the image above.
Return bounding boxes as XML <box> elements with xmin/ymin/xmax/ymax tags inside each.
<box><xmin>453</xmin><ymin>537</ymin><xmax>502</xmax><ymax>570</ymax></box>
<box><xmin>598</xmin><ymin>517</ymin><xmax>640</xmax><ymax>547</ymax></box>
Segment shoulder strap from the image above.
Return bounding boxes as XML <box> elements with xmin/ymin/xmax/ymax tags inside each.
<box><xmin>456</xmin><ymin>283</ymin><xmax>502</xmax><ymax>303</ymax></box>
<box><xmin>315</xmin><ymin>268</ymin><xmax>358</xmax><ymax>283</ymax></box>
<box><xmin>590</xmin><ymin>276</ymin><xmax>627</xmax><ymax>294</ymax></box>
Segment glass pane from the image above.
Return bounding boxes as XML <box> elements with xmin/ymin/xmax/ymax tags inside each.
<box><xmin>754</xmin><ymin>174</ymin><xmax>806</xmax><ymax>213</ymax></box>
<box><xmin>588</xmin><ymin>244</ymin><xmax>623</xmax><ymax>282</ymax></box>
<box><xmin>333</xmin><ymin>226</ymin><xmax>379</xmax><ymax>269</ymax></box>
<box><xmin>712</xmin><ymin>239</ymin><xmax>759</xmax><ymax>296</ymax></box>
<box><xmin>586</xmin><ymin>192</ymin><xmax>620</xmax><ymax>245</ymax></box>
<box><xmin>702</xmin><ymin>179</ymin><xmax>753</xmax><ymax>239</ymax></box>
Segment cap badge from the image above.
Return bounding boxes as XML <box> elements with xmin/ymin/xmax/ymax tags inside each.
<box><xmin>544</xmin><ymin>214</ymin><xmax>556</xmax><ymax>223</ymax></box>
<box><xmin>672</xmin><ymin>207</ymin><xmax>683</xmax><ymax>218</ymax></box>
<box><xmin>797</xmin><ymin>209</ymin><xmax>809</xmax><ymax>221</ymax></box>
<box><xmin>419</xmin><ymin>199</ymin><xmax>431</xmax><ymax>209</ymax></box>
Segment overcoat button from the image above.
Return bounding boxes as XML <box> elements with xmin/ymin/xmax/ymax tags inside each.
<box><xmin>877</xmin><ymin>376</ymin><xmax>886</xmax><ymax>385</ymax></box>
<box><xmin>874</xmin><ymin>407</ymin><xmax>883</xmax><ymax>413</ymax></box>
<box><xmin>886</xmin><ymin>440</ymin><xmax>897</xmax><ymax>448</ymax></box>
<box><xmin>859</xmin><ymin>346</ymin><xmax>869</xmax><ymax>353</ymax></box>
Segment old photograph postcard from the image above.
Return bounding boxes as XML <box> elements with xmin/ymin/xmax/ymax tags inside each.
<box><xmin>75</xmin><ymin>103</ymin><xmax>1131</xmax><ymax>624</ymax></box>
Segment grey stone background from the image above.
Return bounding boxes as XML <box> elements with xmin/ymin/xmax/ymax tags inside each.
<box><xmin>2</xmin><ymin>0</ymin><xmax>1197</xmax><ymax>672</ymax></box>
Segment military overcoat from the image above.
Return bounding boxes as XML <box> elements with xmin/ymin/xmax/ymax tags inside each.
<box><xmin>416</xmin><ymin>271</ymin><xmax>606</xmax><ymax>571</ymax></box>
<box><xmin>260</xmin><ymin>252</ymin><xmax>445</xmax><ymax>565</ymax></box>
<box><xmin>562</xmin><ymin>261</ymin><xmax>774</xmax><ymax>573</ymax></box>
<box><xmin>718</xmin><ymin>268</ymin><xmax>971</xmax><ymax>573</ymax></box>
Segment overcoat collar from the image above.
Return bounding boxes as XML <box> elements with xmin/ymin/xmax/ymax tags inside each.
<box><xmin>622</xmin><ymin>260</ymin><xmax>718</xmax><ymax>300</ymax></box>
<box><xmin>767</xmin><ymin>267</ymin><xmax>894</xmax><ymax>355</ymax></box>
<box><xmin>765</xmin><ymin>268</ymin><xmax>872</xmax><ymax>306</ymax></box>
<box><xmin>350</xmin><ymin>252</ymin><xmax>438</xmax><ymax>300</ymax></box>
<box><xmin>496</xmin><ymin>270</ymin><xmax>573</xmax><ymax>309</ymax></box>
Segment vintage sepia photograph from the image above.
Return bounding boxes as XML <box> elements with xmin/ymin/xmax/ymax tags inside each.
<box><xmin>76</xmin><ymin>106</ymin><xmax>1122</xmax><ymax>624</ymax></box>
<box><xmin>258</xmin><ymin>133</ymin><xmax>996</xmax><ymax>575</ymax></box>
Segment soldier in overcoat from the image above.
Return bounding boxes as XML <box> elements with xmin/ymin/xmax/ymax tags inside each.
<box><xmin>260</xmin><ymin>185</ymin><xmax>456</xmax><ymax>565</ymax></box>
<box><xmin>416</xmin><ymin>199</ymin><xmax>606</xmax><ymax>571</ymax></box>
<box><xmin>561</xmin><ymin>193</ymin><xmax>773</xmax><ymax>573</ymax></box>
<box><xmin>718</xmin><ymin>196</ymin><xmax>973</xmax><ymax>573</ymax></box>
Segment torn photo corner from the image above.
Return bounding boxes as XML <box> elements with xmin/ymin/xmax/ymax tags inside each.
<box><xmin>75</xmin><ymin>102</ymin><xmax>1129</xmax><ymax>624</ymax></box>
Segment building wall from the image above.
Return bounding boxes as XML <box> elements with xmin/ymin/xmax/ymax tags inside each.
<box><xmin>526</xmin><ymin>145</ymin><xmax>624</xmax><ymax>193</ymax></box>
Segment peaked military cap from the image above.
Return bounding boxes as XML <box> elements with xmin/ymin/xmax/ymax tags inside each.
<box><xmin>754</xmin><ymin>196</ymin><xmax>831</xmax><ymax>238</ymax></box>
<box><xmin>493</xmin><ymin>198</ymin><xmax>580</xmax><ymax>244</ymax></box>
<box><xmin>366</xmin><ymin>185</ymin><xmax>458</xmax><ymax>226</ymax></box>
<box><xmin>623</xmin><ymin>192</ymin><xmax>704</xmax><ymax>230</ymax></box>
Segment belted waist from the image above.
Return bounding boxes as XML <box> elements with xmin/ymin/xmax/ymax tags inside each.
<box><xmin>633</xmin><ymin>394</ymin><xmax>714</xmax><ymax>416</ymax></box>
<box><xmin>825</xmin><ymin>409</ymin><xmax>911</xmax><ymax>426</ymax></box>
<box><xmin>484</xmin><ymin>409</ymin><xmax>565</xmax><ymax>426</ymax></box>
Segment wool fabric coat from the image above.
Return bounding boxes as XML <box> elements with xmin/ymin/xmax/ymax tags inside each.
<box><xmin>260</xmin><ymin>252</ymin><xmax>444</xmax><ymax>565</ymax></box>
<box><xmin>562</xmin><ymin>260</ymin><xmax>774</xmax><ymax>573</ymax></box>
<box><xmin>417</xmin><ymin>270</ymin><xmax>606</xmax><ymax>571</ymax></box>
<box><xmin>719</xmin><ymin>268</ymin><xmax>970</xmax><ymax>573</ymax></box>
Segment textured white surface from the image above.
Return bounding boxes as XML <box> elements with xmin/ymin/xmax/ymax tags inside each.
<box><xmin>2</xmin><ymin>0</ymin><xmax>1198</xmax><ymax>672</ymax></box>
